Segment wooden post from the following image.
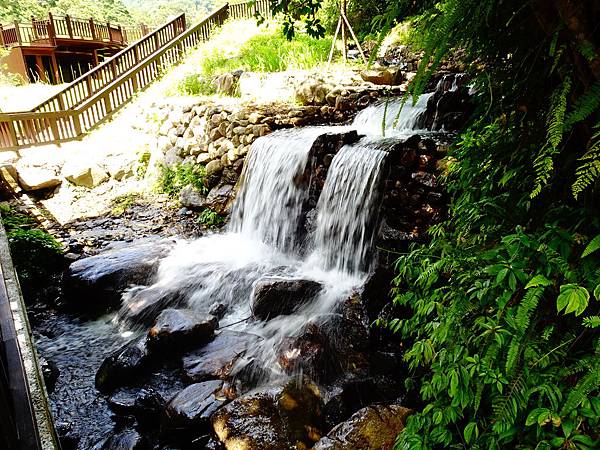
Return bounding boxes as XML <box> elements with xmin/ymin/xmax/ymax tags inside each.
<box><xmin>47</xmin><ymin>12</ymin><xmax>56</xmax><ymax>44</ymax></box>
<box><xmin>107</xmin><ymin>22</ymin><xmax>111</xmax><ymax>42</ymax></box>
<box><xmin>31</xmin><ymin>16</ymin><xmax>37</xmax><ymax>40</ymax></box>
<box><xmin>35</xmin><ymin>55</ymin><xmax>47</xmax><ymax>82</ymax></box>
<box><xmin>14</xmin><ymin>22</ymin><xmax>22</xmax><ymax>46</ymax></box>
<box><xmin>89</xmin><ymin>18</ymin><xmax>96</xmax><ymax>40</ymax></box>
<box><xmin>50</xmin><ymin>54</ymin><xmax>60</xmax><ymax>83</ymax></box>
<box><xmin>0</xmin><ymin>25</ymin><xmax>4</xmax><ymax>47</ymax></box>
<box><xmin>341</xmin><ymin>0</ymin><xmax>347</xmax><ymax>62</ymax></box>
<box><xmin>92</xmin><ymin>49</ymin><xmax>99</xmax><ymax>67</ymax></box>
<box><xmin>118</xmin><ymin>25</ymin><xmax>124</xmax><ymax>44</ymax></box>
<box><xmin>66</xmin><ymin>15</ymin><xmax>73</xmax><ymax>39</ymax></box>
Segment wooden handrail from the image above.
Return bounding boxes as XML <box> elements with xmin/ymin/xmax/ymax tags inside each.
<box><xmin>31</xmin><ymin>13</ymin><xmax>186</xmax><ymax>113</ymax></box>
<box><xmin>0</xmin><ymin>1</ymin><xmax>267</xmax><ymax>150</ymax></box>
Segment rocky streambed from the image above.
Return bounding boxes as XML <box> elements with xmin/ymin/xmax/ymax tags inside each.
<box><xmin>20</xmin><ymin>74</ymin><xmax>471</xmax><ymax>450</ymax></box>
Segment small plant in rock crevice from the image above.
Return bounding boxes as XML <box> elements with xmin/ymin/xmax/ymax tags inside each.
<box><xmin>196</xmin><ymin>208</ymin><xmax>226</xmax><ymax>229</ymax></box>
<box><xmin>110</xmin><ymin>193</ymin><xmax>140</xmax><ymax>216</ymax></box>
<box><xmin>156</xmin><ymin>163</ymin><xmax>208</xmax><ymax>198</ymax></box>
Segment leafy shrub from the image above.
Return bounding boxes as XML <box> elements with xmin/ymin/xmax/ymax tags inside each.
<box><xmin>0</xmin><ymin>205</ymin><xmax>63</xmax><ymax>287</ymax></box>
<box><xmin>156</xmin><ymin>163</ymin><xmax>208</xmax><ymax>197</ymax></box>
<box><xmin>110</xmin><ymin>193</ymin><xmax>139</xmax><ymax>216</ymax></box>
<box><xmin>196</xmin><ymin>208</ymin><xmax>225</xmax><ymax>229</ymax></box>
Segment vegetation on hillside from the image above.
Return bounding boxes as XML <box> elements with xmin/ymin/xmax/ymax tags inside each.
<box><xmin>174</xmin><ymin>20</ymin><xmax>331</xmax><ymax>96</ymax></box>
<box><xmin>265</xmin><ymin>0</ymin><xmax>600</xmax><ymax>448</ymax></box>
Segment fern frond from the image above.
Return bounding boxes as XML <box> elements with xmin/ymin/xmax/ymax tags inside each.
<box><xmin>565</xmin><ymin>81</ymin><xmax>600</xmax><ymax>128</ymax></box>
<box><xmin>583</xmin><ymin>316</ymin><xmax>600</xmax><ymax>328</ymax></box>
<box><xmin>560</xmin><ymin>363</ymin><xmax>600</xmax><ymax>415</ymax></box>
<box><xmin>532</xmin><ymin>76</ymin><xmax>572</xmax><ymax>198</ymax></box>
<box><xmin>572</xmin><ymin>127</ymin><xmax>600</xmax><ymax>199</ymax></box>
<box><xmin>582</xmin><ymin>234</ymin><xmax>600</xmax><ymax>258</ymax></box>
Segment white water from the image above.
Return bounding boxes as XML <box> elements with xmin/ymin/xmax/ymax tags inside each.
<box><xmin>306</xmin><ymin>140</ymin><xmax>388</xmax><ymax>275</ymax></box>
<box><xmin>352</xmin><ymin>92</ymin><xmax>434</xmax><ymax>136</ymax></box>
<box><xmin>116</xmin><ymin>85</ymin><xmax>450</xmax><ymax>382</ymax></box>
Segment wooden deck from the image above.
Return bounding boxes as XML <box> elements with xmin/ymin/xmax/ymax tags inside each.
<box><xmin>0</xmin><ymin>1</ymin><xmax>271</xmax><ymax>150</ymax></box>
<box><xmin>0</xmin><ymin>14</ymin><xmax>146</xmax><ymax>49</ymax></box>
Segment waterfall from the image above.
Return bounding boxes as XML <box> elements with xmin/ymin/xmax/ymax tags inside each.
<box><xmin>229</xmin><ymin>128</ymin><xmax>324</xmax><ymax>254</ymax></box>
<box><xmin>306</xmin><ymin>140</ymin><xmax>389</xmax><ymax>275</ymax></box>
<box><xmin>352</xmin><ymin>93</ymin><xmax>434</xmax><ymax>136</ymax></box>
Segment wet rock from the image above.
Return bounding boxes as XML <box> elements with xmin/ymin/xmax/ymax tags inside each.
<box><xmin>95</xmin><ymin>336</ymin><xmax>150</xmax><ymax>393</ymax></box>
<box><xmin>55</xmin><ymin>420</ymin><xmax>80</xmax><ymax>450</ymax></box>
<box><xmin>211</xmin><ymin>378</ymin><xmax>324</xmax><ymax>450</ymax></box>
<box><xmin>313</xmin><ymin>404</ymin><xmax>411</xmax><ymax>450</ymax></box>
<box><xmin>322</xmin><ymin>376</ymin><xmax>404</xmax><ymax>429</ymax></box>
<box><xmin>119</xmin><ymin>285</ymin><xmax>188</xmax><ymax>326</ymax></box>
<box><xmin>183</xmin><ymin>331</ymin><xmax>258</xmax><ymax>382</ymax></box>
<box><xmin>16</xmin><ymin>166</ymin><xmax>61</xmax><ymax>191</ymax></box>
<box><xmin>92</xmin><ymin>428</ymin><xmax>150</xmax><ymax>450</ymax></box>
<box><xmin>148</xmin><ymin>308</ymin><xmax>217</xmax><ymax>350</ymax></box>
<box><xmin>108</xmin><ymin>387</ymin><xmax>166</xmax><ymax>427</ymax></box>
<box><xmin>204</xmin><ymin>184</ymin><xmax>234</xmax><ymax>215</ymax></box>
<box><xmin>162</xmin><ymin>380</ymin><xmax>227</xmax><ymax>435</ymax></box>
<box><xmin>179</xmin><ymin>185</ymin><xmax>206</xmax><ymax>209</ymax></box>
<box><xmin>40</xmin><ymin>357</ymin><xmax>59</xmax><ymax>394</ymax></box>
<box><xmin>209</xmin><ymin>302</ymin><xmax>228</xmax><ymax>319</ymax></box>
<box><xmin>412</xmin><ymin>171</ymin><xmax>437</xmax><ymax>188</ymax></box>
<box><xmin>65</xmin><ymin>239</ymin><xmax>173</xmax><ymax>310</ymax></box>
<box><xmin>251</xmin><ymin>277</ymin><xmax>322</xmax><ymax>320</ymax></box>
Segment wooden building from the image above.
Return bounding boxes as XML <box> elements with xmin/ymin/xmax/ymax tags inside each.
<box><xmin>0</xmin><ymin>14</ymin><xmax>149</xmax><ymax>84</ymax></box>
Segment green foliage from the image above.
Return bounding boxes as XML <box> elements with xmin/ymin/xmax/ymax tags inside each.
<box><xmin>389</xmin><ymin>116</ymin><xmax>600</xmax><ymax>449</ymax></box>
<box><xmin>177</xmin><ymin>28</ymin><xmax>331</xmax><ymax>96</ymax></box>
<box><xmin>0</xmin><ymin>0</ymin><xmax>133</xmax><ymax>24</ymax></box>
<box><xmin>0</xmin><ymin>204</ymin><xmax>63</xmax><ymax>286</ymax></box>
<box><xmin>110</xmin><ymin>193</ymin><xmax>139</xmax><ymax>216</ymax></box>
<box><xmin>196</xmin><ymin>208</ymin><xmax>225</xmax><ymax>228</ymax></box>
<box><xmin>156</xmin><ymin>163</ymin><xmax>208</xmax><ymax>197</ymax></box>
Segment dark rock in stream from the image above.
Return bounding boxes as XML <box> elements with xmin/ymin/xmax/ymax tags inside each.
<box><xmin>162</xmin><ymin>380</ymin><xmax>228</xmax><ymax>438</ymax></box>
<box><xmin>183</xmin><ymin>331</ymin><xmax>260</xmax><ymax>382</ymax></box>
<box><xmin>91</xmin><ymin>428</ymin><xmax>150</xmax><ymax>450</ymax></box>
<box><xmin>96</xmin><ymin>336</ymin><xmax>150</xmax><ymax>393</ymax></box>
<box><xmin>40</xmin><ymin>356</ymin><xmax>60</xmax><ymax>393</ymax></box>
<box><xmin>65</xmin><ymin>238</ymin><xmax>174</xmax><ymax>311</ymax></box>
<box><xmin>313</xmin><ymin>404</ymin><xmax>412</xmax><ymax>450</ymax></box>
<box><xmin>108</xmin><ymin>387</ymin><xmax>166</xmax><ymax>427</ymax></box>
<box><xmin>119</xmin><ymin>285</ymin><xmax>189</xmax><ymax>326</ymax></box>
<box><xmin>251</xmin><ymin>277</ymin><xmax>323</xmax><ymax>320</ymax></box>
<box><xmin>211</xmin><ymin>378</ymin><xmax>324</xmax><ymax>450</ymax></box>
<box><xmin>148</xmin><ymin>309</ymin><xmax>217</xmax><ymax>351</ymax></box>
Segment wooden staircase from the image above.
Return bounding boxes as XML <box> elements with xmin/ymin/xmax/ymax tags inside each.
<box><xmin>0</xmin><ymin>1</ymin><xmax>271</xmax><ymax>151</ymax></box>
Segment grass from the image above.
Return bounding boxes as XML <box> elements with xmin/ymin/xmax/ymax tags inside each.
<box><xmin>156</xmin><ymin>163</ymin><xmax>208</xmax><ymax>197</ymax></box>
<box><xmin>175</xmin><ymin>19</ymin><xmax>332</xmax><ymax>96</ymax></box>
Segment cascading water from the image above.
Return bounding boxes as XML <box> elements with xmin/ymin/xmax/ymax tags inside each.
<box><xmin>352</xmin><ymin>93</ymin><xmax>434</xmax><ymax>135</ymax></box>
<box><xmin>306</xmin><ymin>140</ymin><xmax>389</xmax><ymax>275</ymax></box>
<box><xmin>230</xmin><ymin>128</ymin><xmax>326</xmax><ymax>254</ymax></box>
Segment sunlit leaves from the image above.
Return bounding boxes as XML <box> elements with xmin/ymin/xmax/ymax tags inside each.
<box><xmin>556</xmin><ymin>284</ymin><xmax>590</xmax><ymax>316</ymax></box>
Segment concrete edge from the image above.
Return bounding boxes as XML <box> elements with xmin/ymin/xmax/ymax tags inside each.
<box><xmin>0</xmin><ymin>219</ymin><xmax>59</xmax><ymax>450</ymax></box>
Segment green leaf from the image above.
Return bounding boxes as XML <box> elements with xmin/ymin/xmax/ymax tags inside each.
<box><xmin>582</xmin><ymin>234</ymin><xmax>600</xmax><ymax>257</ymax></box>
<box><xmin>526</xmin><ymin>408</ymin><xmax>549</xmax><ymax>426</ymax></box>
<box><xmin>526</xmin><ymin>275</ymin><xmax>552</xmax><ymax>289</ymax></box>
<box><xmin>594</xmin><ymin>284</ymin><xmax>600</xmax><ymax>300</ymax></box>
<box><xmin>557</xmin><ymin>284</ymin><xmax>590</xmax><ymax>316</ymax></box>
<box><xmin>464</xmin><ymin>422</ymin><xmax>478</xmax><ymax>444</ymax></box>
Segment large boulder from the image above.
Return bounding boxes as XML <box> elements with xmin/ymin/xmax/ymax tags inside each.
<box><xmin>148</xmin><ymin>308</ymin><xmax>217</xmax><ymax>350</ymax></box>
<box><xmin>65</xmin><ymin>239</ymin><xmax>173</xmax><ymax>310</ymax></box>
<box><xmin>179</xmin><ymin>184</ymin><xmax>206</xmax><ymax>209</ymax></box>
<box><xmin>95</xmin><ymin>336</ymin><xmax>150</xmax><ymax>393</ymax></box>
<box><xmin>16</xmin><ymin>166</ymin><xmax>61</xmax><ymax>191</ymax></box>
<box><xmin>211</xmin><ymin>378</ymin><xmax>324</xmax><ymax>450</ymax></box>
<box><xmin>360</xmin><ymin>67</ymin><xmax>403</xmax><ymax>86</ymax></box>
<box><xmin>63</xmin><ymin>161</ymin><xmax>109</xmax><ymax>188</ymax></box>
<box><xmin>313</xmin><ymin>404</ymin><xmax>411</xmax><ymax>450</ymax></box>
<box><xmin>251</xmin><ymin>277</ymin><xmax>322</xmax><ymax>320</ymax></box>
<box><xmin>204</xmin><ymin>184</ymin><xmax>233</xmax><ymax>214</ymax></box>
<box><xmin>162</xmin><ymin>380</ymin><xmax>228</xmax><ymax>436</ymax></box>
<box><xmin>183</xmin><ymin>331</ymin><xmax>259</xmax><ymax>382</ymax></box>
<box><xmin>108</xmin><ymin>387</ymin><xmax>166</xmax><ymax>427</ymax></box>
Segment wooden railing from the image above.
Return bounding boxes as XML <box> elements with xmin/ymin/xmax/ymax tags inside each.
<box><xmin>0</xmin><ymin>14</ymin><xmax>146</xmax><ymax>48</ymax></box>
<box><xmin>229</xmin><ymin>0</ymin><xmax>272</xmax><ymax>19</ymax></box>
<box><xmin>0</xmin><ymin>2</ymin><xmax>266</xmax><ymax>150</ymax></box>
<box><xmin>33</xmin><ymin>14</ymin><xmax>186</xmax><ymax>113</ymax></box>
